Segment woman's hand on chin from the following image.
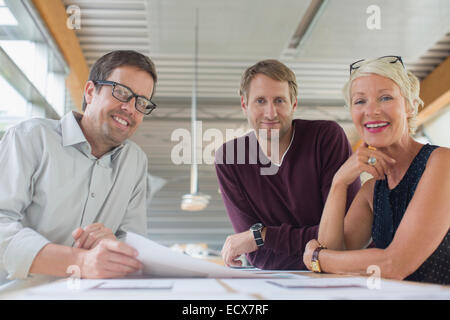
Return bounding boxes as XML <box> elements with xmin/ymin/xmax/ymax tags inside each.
<box><xmin>333</xmin><ymin>144</ymin><xmax>396</xmax><ymax>186</ymax></box>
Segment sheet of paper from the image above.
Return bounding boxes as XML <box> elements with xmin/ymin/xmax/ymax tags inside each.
<box><xmin>266</xmin><ymin>277</ymin><xmax>368</xmax><ymax>289</ymax></box>
<box><xmin>20</xmin><ymin>278</ymin><xmax>258</xmax><ymax>300</ymax></box>
<box><xmin>249</xmin><ymin>270</ymin><xmax>307</xmax><ymax>278</ymax></box>
<box><xmin>124</xmin><ymin>232</ymin><xmax>265</xmax><ymax>278</ymax></box>
<box><xmin>95</xmin><ymin>279</ymin><xmax>173</xmax><ymax>290</ymax></box>
<box><xmin>25</xmin><ymin>279</ymin><xmax>104</xmax><ymax>295</ymax></box>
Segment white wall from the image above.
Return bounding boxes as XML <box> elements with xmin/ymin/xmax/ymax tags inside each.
<box><xmin>422</xmin><ymin>104</ymin><xmax>450</xmax><ymax>148</ymax></box>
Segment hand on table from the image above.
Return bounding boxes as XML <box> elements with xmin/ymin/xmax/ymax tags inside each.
<box><xmin>303</xmin><ymin>239</ymin><xmax>321</xmax><ymax>271</ymax></box>
<box><xmin>77</xmin><ymin>238</ymin><xmax>143</xmax><ymax>279</ymax></box>
<box><xmin>221</xmin><ymin>230</ymin><xmax>258</xmax><ymax>267</ymax></box>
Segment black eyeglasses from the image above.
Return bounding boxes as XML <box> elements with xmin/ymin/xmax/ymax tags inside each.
<box><xmin>93</xmin><ymin>80</ymin><xmax>157</xmax><ymax>115</ymax></box>
<box><xmin>349</xmin><ymin>55</ymin><xmax>404</xmax><ymax>74</ymax></box>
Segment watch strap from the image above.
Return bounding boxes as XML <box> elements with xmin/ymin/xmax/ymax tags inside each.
<box><xmin>252</xmin><ymin>229</ymin><xmax>264</xmax><ymax>247</ymax></box>
<box><xmin>250</xmin><ymin>223</ymin><xmax>264</xmax><ymax>247</ymax></box>
<box><xmin>311</xmin><ymin>245</ymin><xmax>326</xmax><ymax>273</ymax></box>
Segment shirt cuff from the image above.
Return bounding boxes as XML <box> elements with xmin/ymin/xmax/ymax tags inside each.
<box><xmin>262</xmin><ymin>225</ymin><xmax>276</xmax><ymax>251</ymax></box>
<box><xmin>3</xmin><ymin>228</ymin><xmax>51</xmax><ymax>280</ymax></box>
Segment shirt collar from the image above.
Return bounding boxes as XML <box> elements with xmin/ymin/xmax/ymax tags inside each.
<box><xmin>61</xmin><ymin>111</ymin><xmax>87</xmax><ymax>147</ymax></box>
<box><xmin>60</xmin><ymin>111</ymin><xmax>127</xmax><ymax>164</ymax></box>
<box><xmin>250</xmin><ymin>121</ymin><xmax>296</xmax><ymax>167</ymax></box>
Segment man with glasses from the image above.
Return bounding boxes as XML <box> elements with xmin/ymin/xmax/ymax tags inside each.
<box><xmin>0</xmin><ymin>50</ymin><xmax>157</xmax><ymax>290</ymax></box>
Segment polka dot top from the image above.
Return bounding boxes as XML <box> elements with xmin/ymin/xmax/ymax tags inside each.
<box><xmin>372</xmin><ymin>144</ymin><xmax>449</xmax><ymax>285</ymax></box>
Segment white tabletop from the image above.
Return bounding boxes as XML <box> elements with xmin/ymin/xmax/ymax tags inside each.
<box><xmin>1</xmin><ymin>271</ymin><xmax>449</xmax><ymax>300</ymax></box>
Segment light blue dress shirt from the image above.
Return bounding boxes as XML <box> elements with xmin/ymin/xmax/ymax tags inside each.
<box><xmin>0</xmin><ymin>111</ymin><xmax>148</xmax><ymax>286</ymax></box>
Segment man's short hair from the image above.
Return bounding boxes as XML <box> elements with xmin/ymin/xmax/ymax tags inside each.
<box><xmin>239</xmin><ymin>59</ymin><xmax>298</xmax><ymax>104</ymax></box>
<box><xmin>82</xmin><ymin>50</ymin><xmax>157</xmax><ymax>111</ymax></box>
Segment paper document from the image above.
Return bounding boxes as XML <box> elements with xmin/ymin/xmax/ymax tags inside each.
<box><xmin>267</xmin><ymin>278</ymin><xmax>367</xmax><ymax>289</ymax></box>
<box><xmin>124</xmin><ymin>232</ymin><xmax>264</xmax><ymax>278</ymax></box>
<box><xmin>95</xmin><ymin>280</ymin><xmax>173</xmax><ymax>290</ymax></box>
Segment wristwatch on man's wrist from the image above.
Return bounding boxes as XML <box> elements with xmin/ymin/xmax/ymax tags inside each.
<box><xmin>250</xmin><ymin>223</ymin><xmax>264</xmax><ymax>247</ymax></box>
<box><xmin>310</xmin><ymin>245</ymin><xmax>327</xmax><ymax>273</ymax></box>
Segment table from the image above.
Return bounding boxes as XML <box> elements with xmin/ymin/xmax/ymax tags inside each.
<box><xmin>1</xmin><ymin>271</ymin><xmax>449</xmax><ymax>300</ymax></box>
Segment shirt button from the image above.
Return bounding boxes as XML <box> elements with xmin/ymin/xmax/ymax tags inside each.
<box><xmin>91</xmin><ymin>192</ymin><xmax>96</xmax><ymax>198</ymax></box>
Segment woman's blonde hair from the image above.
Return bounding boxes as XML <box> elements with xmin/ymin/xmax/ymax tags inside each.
<box><xmin>342</xmin><ymin>57</ymin><xmax>423</xmax><ymax>135</ymax></box>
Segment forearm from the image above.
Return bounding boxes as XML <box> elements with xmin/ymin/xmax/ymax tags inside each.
<box><xmin>319</xmin><ymin>248</ymin><xmax>396</xmax><ymax>279</ymax></box>
<box><xmin>318</xmin><ymin>182</ymin><xmax>348</xmax><ymax>250</ymax></box>
<box><xmin>29</xmin><ymin>243</ymin><xmax>85</xmax><ymax>278</ymax></box>
<box><xmin>265</xmin><ymin>223</ymin><xmax>319</xmax><ymax>257</ymax></box>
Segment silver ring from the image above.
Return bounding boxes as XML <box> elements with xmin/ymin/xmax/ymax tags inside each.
<box><xmin>368</xmin><ymin>156</ymin><xmax>377</xmax><ymax>166</ymax></box>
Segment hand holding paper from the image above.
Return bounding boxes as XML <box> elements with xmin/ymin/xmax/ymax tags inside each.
<box><xmin>124</xmin><ymin>232</ymin><xmax>262</xmax><ymax>278</ymax></box>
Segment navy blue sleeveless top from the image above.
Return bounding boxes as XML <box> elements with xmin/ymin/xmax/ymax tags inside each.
<box><xmin>372</xmin><ymin>144</ymin><xmax>450</xmax><ymax>285</ymax></box>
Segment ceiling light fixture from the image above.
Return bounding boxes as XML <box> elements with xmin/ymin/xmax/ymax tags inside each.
<box><xmin>181</xmin><ymin>8</ymin><xmax>210</xmax><ymax>211</ymax></box>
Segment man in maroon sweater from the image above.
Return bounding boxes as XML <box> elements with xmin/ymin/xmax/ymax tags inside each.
<box><xmin>215</xmin><ymin>60</ymin><xmax>360</xmax><ymax>270</ymax></box>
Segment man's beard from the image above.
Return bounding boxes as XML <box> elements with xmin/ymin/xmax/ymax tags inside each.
<box><xmin>256</xmin><ymin>122</ymin><xmax>289</xmax><ymax>142</ymax></box>
<box><xmin>101</xmin><ymin>121</ymin><xmax>127</xmax><ymax>147</ymax></box>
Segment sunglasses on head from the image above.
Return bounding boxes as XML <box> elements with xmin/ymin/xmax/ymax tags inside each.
<box><xmin>349</xmin><ymin>55</ymin><xmax>404</xmax><ymax>74</ymax></box>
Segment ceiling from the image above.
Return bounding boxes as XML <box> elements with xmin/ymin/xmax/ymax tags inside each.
<box><xmin>63</xmin><ymin>0</ymin><xmax>450</xmax><ymax>249</ymax></box>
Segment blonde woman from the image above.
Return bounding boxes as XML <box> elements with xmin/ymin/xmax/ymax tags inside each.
<box><xmin>303</xmin><ymin>56</ymin><xmax>450</xmax><ymax>284</ymax></box>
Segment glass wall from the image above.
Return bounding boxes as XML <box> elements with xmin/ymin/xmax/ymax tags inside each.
<box><xmin>0</xmin><ymin>0</ymin><xmax>69</xmax><ymax>135</ymax></box>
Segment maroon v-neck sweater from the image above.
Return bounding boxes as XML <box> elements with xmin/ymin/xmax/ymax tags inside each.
<box><xmin>215</xmin><ymin>119</ymin><xmax>360</xmax><ymax>270</ymax></box>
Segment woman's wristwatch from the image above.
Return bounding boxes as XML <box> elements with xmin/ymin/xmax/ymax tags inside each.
<box><xmin>310</xmin><ymin>245</ymin><xmax>327</xmax><ymax>273</ymax></box>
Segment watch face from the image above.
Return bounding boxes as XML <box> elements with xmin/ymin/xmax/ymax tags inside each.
<box><xmin>311</xmin><ymin>261</ymin><xmax>321</xmax><ymax>273</ymax></box>
<box><xmin>250</xmin><ymin>223</ymin><xmax>263</xmax><ymax>231</ymax></box>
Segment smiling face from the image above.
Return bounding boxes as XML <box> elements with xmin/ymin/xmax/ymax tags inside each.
<box><xmin>242</xmin><ymin>73</ymin><xmax>297</xmax><ymax>142</ymax></box>
<box><xmin>350</xmin><ymin>73</ymin><xmax>412</xmax><ymax>148</ymax></box>
<box><xmin>82</xmin><ymin>65</ymin><xmax>154</xmax><ymax>153</ymax></box>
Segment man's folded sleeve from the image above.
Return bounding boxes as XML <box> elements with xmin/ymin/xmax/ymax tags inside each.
<box><xmin>0</xmin><ymin>127</ymin><xmax>50</xmax><ymax>280</ymax></box>
<box><xmin>1</xmin><ymin>223</ymin><xmax>50</xmax><ymax>280</ymax></box>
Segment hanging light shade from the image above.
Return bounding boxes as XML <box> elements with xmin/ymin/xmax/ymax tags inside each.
<box><xmin>181</xmin><ymin>8</ymin><xmax>210</xmax><ymax>211</ymax></box>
